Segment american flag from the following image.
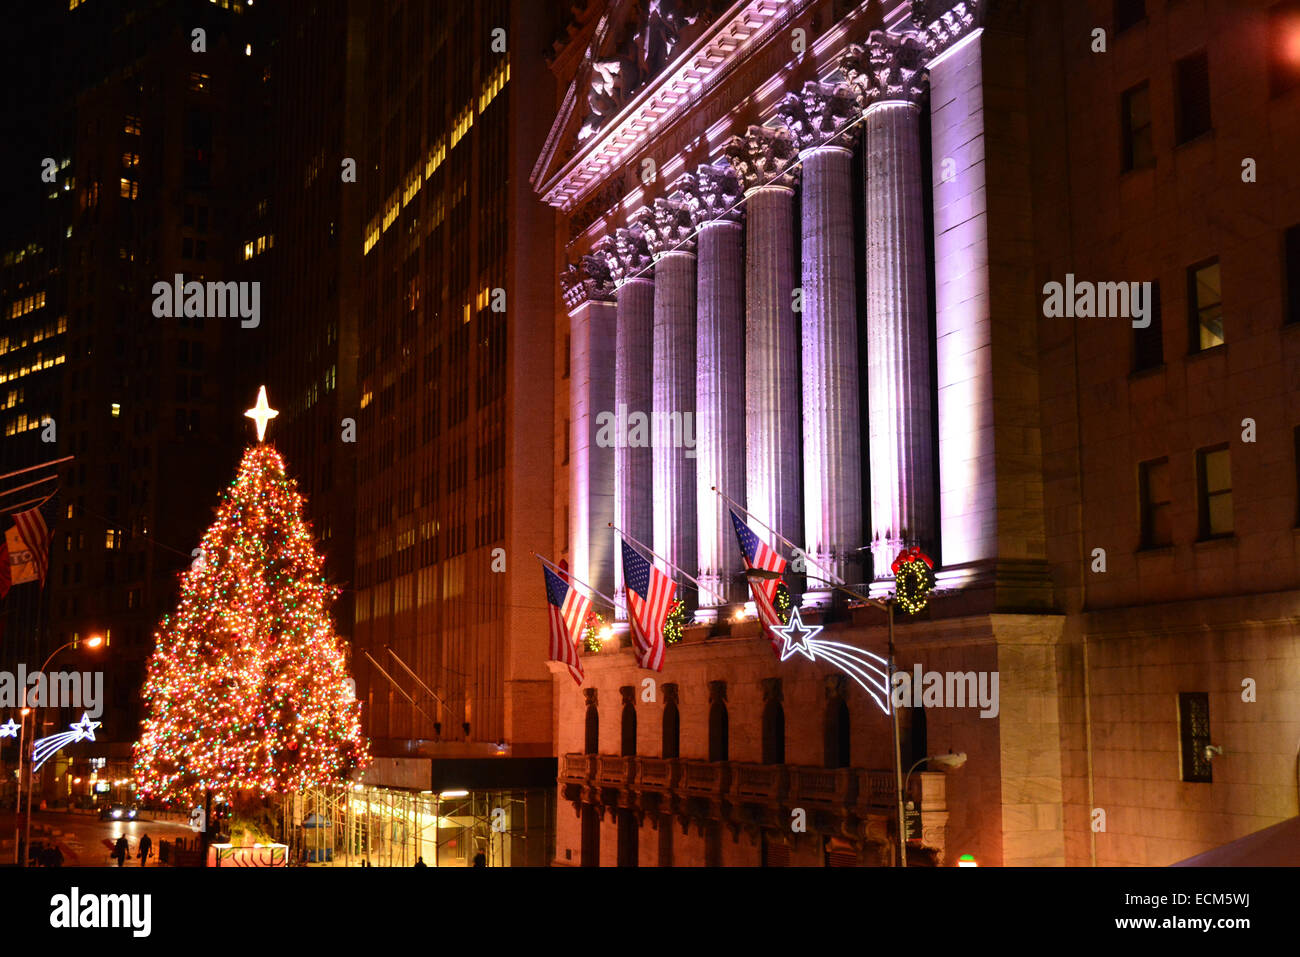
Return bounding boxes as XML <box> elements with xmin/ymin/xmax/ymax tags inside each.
<box><xmin>620</xmin><ymin>537</ymin><xmax>674</xmax><ymax>671</ymax></box>
<box><xmin>729</xmin><ymin>509</ymin><xmax>788</xmax><ymax>654</ymax></box>
<box><xmin>12</xmin><ymin>505</ymin><xmax>51</xmax><ymax>588</ymax></box>
<box><xmin>544</xmin><ymin>566</ymin><xmax>590</xmax><ymax>685</ymax></box>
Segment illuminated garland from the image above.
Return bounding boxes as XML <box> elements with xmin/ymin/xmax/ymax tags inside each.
<box><xmin>662</xmin><ymin>599</ymin><xmax>686</xmax><ymax>645</ymax></box>
<box><xmin>583</xmin><ymin>610</ymin><xmax>605</xmax><ymax>653</ymax></box>
<box><xmin>891</xmin><ymin>547</ymin><xmax>934</xmax><ymax>615</ymax></box>
<box><xmin>774</xmin><ymin>583</ymin><xmax>793</xmax><ymax>625</ymax></box>
<box><xmin>132</xmin><ymin>443</ymin><xmax>370</xmax><ymax>803</ymax></box>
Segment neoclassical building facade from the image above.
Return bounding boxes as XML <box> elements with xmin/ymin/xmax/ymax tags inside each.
<box><xmin>533</xmin><ymin>0</ymin><xmax>1300</xmax><ymax>866</ymax></box>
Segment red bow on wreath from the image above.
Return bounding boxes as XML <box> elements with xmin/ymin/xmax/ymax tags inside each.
<box><xmin>891</xmin><ymin>546</ymin><xmax>934</xmax><ymax>575</ymax></box>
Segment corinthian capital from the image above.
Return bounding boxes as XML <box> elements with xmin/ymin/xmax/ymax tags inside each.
<box><xmin>646</xmin><ymin>193</ymin><xmax>696</xmax><ymax>257</ymax></box>
<box><xmin>562</xmin><ymin>237</ymin><xmax>618</xmax><ymax>311</ymax></box>
<box><xmin>776</xmin><ymin>80</ymin><xmax>860</xmax><ymax>153</ymax></box>
<box><xmin>841</xmin><ymin>30</ymin><xmax>929</xmax><ymax>108</ymax></box>
<box><xmin>612</xmin><ymin>206</ymin><xmax>655</xmax><ymax>282</ymax></box>
<box><xmin>723</xmin><ymin>124</ymin><xmax>800</xmax><ymax>192</ymax></box>
<box><xmin>680</xmin><ymin>159</ymin><xmax>743</xmax><ymax>228</ymax></box>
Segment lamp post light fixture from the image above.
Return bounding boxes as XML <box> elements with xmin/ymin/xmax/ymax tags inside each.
<box><xmin>16</xmin><ymin>635</ymin><xmax>104</xmax><ymax>866</ymax></box>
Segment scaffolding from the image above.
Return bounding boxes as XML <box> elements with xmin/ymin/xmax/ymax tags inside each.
<box><xmin>282</xmin><ymin>783</ymin><xmax>553</xmax><ymax>866</ymax></box>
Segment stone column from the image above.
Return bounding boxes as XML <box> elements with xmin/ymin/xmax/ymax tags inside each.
<box><xmin>562</xmin><ymin>243</ymin><xmax>617</xmax><ymax>600</ymax></box>
<box><xmin>725</xmin><ymin>127</ymin><xmax>802</xmax><ymax>554</ymax></box>
<box><xmin>647</xmin><ymin>194</ymin><xmax>697</xmax><ymax>600</ymax></box>
<box><xmin>917</xmin><ymin>0</ymin><xmax>1050</xmax><ymax>604</ymax></box>
<box><xmin>844</xmin><ymin>32</ymin><xmax>936</xmax><ymax>586</ymax></box>
<box><xmin>684</xmin><ymin>161</ymin><xmax>746</xmax><ymax>609</ymax></box>
<box><xmin>605</xmin><ymin>209</ymin><xmax>655</xmax><ymax>619</ymax></box>
<box><xmin>777</xmin><ymin>82</ymin><xmax>864</xmax><ymax>598</ymax></box>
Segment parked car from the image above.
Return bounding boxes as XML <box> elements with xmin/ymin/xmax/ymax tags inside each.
<box><xmin>99</xmin><ymin>803</ymin><xmax>138</xmax><ymax>822</ymax></box>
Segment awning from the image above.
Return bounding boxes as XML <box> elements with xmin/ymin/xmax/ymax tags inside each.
<box><xmin>1171</xmin><ymin>816</ymin><xmax>1300</xmax><ymax>866</ymax></box>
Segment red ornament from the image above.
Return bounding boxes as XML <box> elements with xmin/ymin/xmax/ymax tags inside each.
<box><xmin>891</xmin><ymin>546</ymin><xmax>933</xmax><ymax>575</ymax></box>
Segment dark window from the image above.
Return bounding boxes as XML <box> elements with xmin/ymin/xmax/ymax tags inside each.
<box><xmin>562</xmin><ymin>334</ymin><xmax>570</xmax><ymax>379</ymax></box>
<box><xmin>1178</xmin><ymin>692</ymin><xmax>1212</xmax><ymax>782</ymax></box>
<box><xmin>1269</xmin><ymin>1</ymin><xmax>1300</xmax><ymax>97</ymax></box>
<box><xmin>1284</xmin><ymin>224</ymin><xmax>1300</xmax><ymax>324</ymax></box>
<box><xmin>704</xmin><ymin>821</ymin><xmax>722</xmax><ymax>866</ymax></box>
<box><xmin>1139</xmin><ymin>457</ymin><xmax>1173</xmax><ymax>548</ymax></box>
<box><xmin>584</xmin><ymin>703</ymin><xmax>598</xmax><ymax>754</ymax></box>
<box><xmin>662</xmin><ymin>696</ymin><xmax>680</xmax><ymax>759</ymax></box>
<box><xmin>1114</xmin><ymin>0</ymin><xmax>1145</xmax><ymax>33</ymax></box>
<box><xmin>620</xmin><ymin>694</ymin><xmax>637</xmax><ymax>756</ymax></box>
<box><xmin>824</xmin><ymin>698</ymin><xmax>851</xmax><ymax>769</ymax></box>
<box><xmin>708</xmin><ymin>697</ymin><xmax>728</xmax><ymax>762</ymax></box>
<box><xmin>908</xmin><ymin>705</ymin><xmax>927</xmax><ymax>771</ymax></box>
<box><xmin>1133</xmin><ymin>280</ymin><xmax>1163</xmax><ymax>370</ymax></box>
<box><xmin>580</xmin><ymin>804</ymin><xmax>600</xmax><ymax>866</ymax></box>
<box><xmin>1187</xmin><ymin>259</ymin><xmax>1224</xmax><ymax>351</ymax></box>
<box><xmin>657</xmin><ymin>815</ymin><xmax>673</xmax><ymax>866</ymax></box>
<box><xmin>1196</xmin><ymin>445</ymin><xmax>1233</xmax><ymax>538</ymax></box>
<box><xmin>761</xmin><ymin>835</ymin><xmax>791</xmax><ymax>867</ymax></box>
<box><xmin>616</xmin><ymin>809</ymin><xmax>638</xmax><ymax>866</ymax></box>
<box><xmin>1174</xmin><ymin>51</ymin><xmax>1212</xmax><ymax>143</ymax></box>
<box><xmin>761</xmin><ymin>698</ymin><xmax>784</xmax><ymax>765</ymax></box>
<box><xmin>1121</xmin><ymin>82</ymin><xmax>1154</xmax><ymax>171</ymax></box>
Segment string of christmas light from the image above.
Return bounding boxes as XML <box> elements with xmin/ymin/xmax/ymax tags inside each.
<box><xmin>662</xmin><ymin>599</ymin><xmax>686</xmax><ymax>645</ymax></box>
<box><xmin>133</xmin><ymin>443</ymin><xmax>369</xmax><ymax>802</ymax></box>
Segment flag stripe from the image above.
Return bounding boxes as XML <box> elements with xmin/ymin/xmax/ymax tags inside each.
<box><xmin>729</xmin><ymin>509</ymin><xmax>788</xmax><ymax>655</ymax></box>
<box><xmin>544</xmin><ymin>566</ymin><xmax>589</xmax><ymax>685</ymax></box>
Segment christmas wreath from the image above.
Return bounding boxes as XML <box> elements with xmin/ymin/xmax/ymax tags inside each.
<box><xmin>891</xmin><ymin>547</ymin><xmax>934</xmax><ymax>615</ymax></box>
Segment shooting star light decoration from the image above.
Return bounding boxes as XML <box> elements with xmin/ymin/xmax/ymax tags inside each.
<box><xmin>31</xmin><ymin>712</ymin><xmax>101</xmax><ymax>772</ymax></box>
<box><xmin>771</xmin><ymin>608</ymin><xmax>892</xmax><ymax>715</ymax></box>
<box><xmin>0</xmin><ymin>719</ymin><xmax>20</xmax><ymax>738</ymax></box>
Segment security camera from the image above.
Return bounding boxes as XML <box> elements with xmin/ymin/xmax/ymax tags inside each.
<box><xmin>1203</xmin><ymin>744</ymin><xmax>1224</xmax><ymax>761</ymax></box>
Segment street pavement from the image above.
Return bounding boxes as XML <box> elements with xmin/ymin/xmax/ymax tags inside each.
<box><xmin>0</xmin><ymin>810</ymin><xmax>195</xmax><ymax>866</ymax></box>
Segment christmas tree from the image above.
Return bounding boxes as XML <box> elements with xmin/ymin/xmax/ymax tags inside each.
<box><xmin>133</xmin><ymin>389</ymin><xmax>368</xmax><ymax>801</ymax></box>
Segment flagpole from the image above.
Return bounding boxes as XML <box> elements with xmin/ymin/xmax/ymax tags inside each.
<box><xmin>0</xmin><ymin>475</ymin><xmax>58</xmax><ymax>500</ymax></box>
<box><xmin>710</xmin><ymin>485</ymin><xmax>846</xmax><ymax>586</ymax></box>
<box><xmin>530</xmin><ymin>551</ymin><xmax>627</xmax><ymax>614</ymax></box>
<box><xmin>0</xmin><ymin>456</ymin><xmax>73</xmax><ymax>485</ymax></box>
<box><xmin>608</xmin><ymin>523</ymin><xmax>728</xmax><ymax>605</ymax></box>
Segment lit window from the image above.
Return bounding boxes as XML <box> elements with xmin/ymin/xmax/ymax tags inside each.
<box><xmin>243</xmin><ymin>241</ymin><xmax>254</xmax><ymax>261</ymax></box>
<box><xmin>124</xmin><ymin>116</ymin><xmax>141</xmax><ymax>135</ymax></box>
<box><xmin>245</xmin><ymin>44</ymin><xmax>252</xmax><ymax>56</ymax></box>
<box><xmin>1187</xmin><ymin>259</ymin><xmax>1224</xmax><ymax>352</ymax></box>
<box><xmin>189</xmin><ymin>72</ymin><xmax>210</xmax><ymax>92</ymax></box>
<box><xmin>122</xmin><ymin>152</ymin><xmax>139</xmax><ymax>168</ymax></box>
<box><xmin>119</xmin><ymin>178</ymin><xmax>138</xmax><ymax>200</ymax></box>
<box><xmin>111</xmin><ymin>402</ymin><xmax>120</xmax><ymax>418</ymax></box>
<box><xmin>1196</xmin><ymin>445</ymin><xmax>1232</xmax><ymax>538</ymax></box>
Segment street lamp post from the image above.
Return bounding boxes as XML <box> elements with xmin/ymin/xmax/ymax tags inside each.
<box><xmin>20</xmin><ymin>634</ymin><xmax>102</xmax><ymax>867</ymax></box>
<box><xmin>744</xmin><ymin>568</ymin><xmax>909</xmax><ymax>867</ymax></box>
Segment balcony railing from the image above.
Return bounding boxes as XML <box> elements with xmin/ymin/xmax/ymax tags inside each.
<box><xmin>789</xmin><ymin>767</ymin><xmax>857</xmax><ymax>805</ymax></box>
<box><xmin>729</xmin><ymin>762</ymin><xmax>787</xmax><ymax>801</ymax></box>
<box><xmin>862</xmin><ymin>771</ymin><xmax>896</xmax><ymax>808</ymax></box>
<box><xmin>678</xmin><ymin>759</ymin><xmax>729</xmax><ymax>796</ymax></box>
<box><xmin>561</xmin><ymin>753</ymin><xmax>596</xmax><ymax>783</ymax></box>
<box><xmin>597</xmin><ymin>754</ymin><xmax>636</xmax><ymax>788</ymax></box>
<box><xmin>636</xmin><ymin>757</ymin><xmax>679</xmax><ymax>791</ymax></box>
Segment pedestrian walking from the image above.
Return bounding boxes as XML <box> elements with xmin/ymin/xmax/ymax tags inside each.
<box><xmin>113</xmin><ymin>835</ymin><xmax>128</xmax><ymax>867</ymax></box>
<box><xmin>414</xmin><ymin>856</ymin><xmax>427</xmax><ymax>867</ymax></box>
<box><xmin>472</xmin><ymin>852</ymin><xmax>486</xmax><ymax>868</ymax></box>
<box><xmin>138</xmin><ymin>833</ymin><xmax>153</xmax><ymax>867</ymax></box>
